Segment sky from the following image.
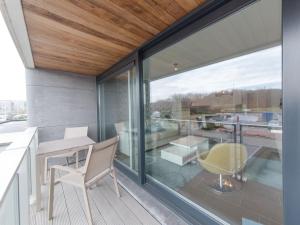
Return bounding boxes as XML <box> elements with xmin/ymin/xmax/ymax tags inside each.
<box><xmin>150</xmin><ymin>46</ymin><xmax>282</xmax><ymax>102</ymax></box>
<box><xmin>0</xmin><ymin>12</ymin><xmax>26</xmax><ymax>101</ymax></box>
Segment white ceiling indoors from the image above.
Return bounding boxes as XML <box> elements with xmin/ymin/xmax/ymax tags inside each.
<box><xmin>146</xmin><ymin>0</ymin><xmax>281</xmax><ymax>81</ymax></box>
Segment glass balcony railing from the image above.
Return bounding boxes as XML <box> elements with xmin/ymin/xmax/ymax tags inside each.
<box><xmin>0</xmin><ymin>127</ymin><xmax>38</xmax><ymax>225</ymax></box>
<box><xmin>149</xmin><ymin>118</ymin><xmax>282</xmax><ymax>147</ymax></box>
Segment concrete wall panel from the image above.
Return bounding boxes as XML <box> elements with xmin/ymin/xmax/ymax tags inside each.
<box><xmin>26</xmin><ymin>68</ymin><xmax>97</xmax><ymax>142</ymax></box>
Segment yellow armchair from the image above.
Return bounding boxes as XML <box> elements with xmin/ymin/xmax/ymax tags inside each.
<box><xmin>198</xmin><ymin>143</ymin><xmax>247</xmax><ymax>192</ymax></box>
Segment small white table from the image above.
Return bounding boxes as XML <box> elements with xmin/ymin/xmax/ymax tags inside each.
<box><xmin>35</xmin><ymin>136</ymin><xmax>95</xmax><ymax>210</ymax></box>
<box><xmin>170</xmin><ymin>135</ymin><xmax>209</xmax><ymax>151</ymax></box>
<box><xmin>161</xmin><ymin>136</ymin><xmax>209</xmax><ymax>166</ymax></box>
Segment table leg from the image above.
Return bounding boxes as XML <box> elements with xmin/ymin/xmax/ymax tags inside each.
<box><xmin>44</xmin><ymin>157</ymin><xmax>48</xmax><ymax>184</ymax></box>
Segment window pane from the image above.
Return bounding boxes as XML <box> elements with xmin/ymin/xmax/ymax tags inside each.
<box><xmin>99</xmin><ymin>67</ymin><xmax>139</xmax><ymax>171</ymax></box>
<box><xmin>143</xmin><ymin>0</ymin><xmax>282</xmax><ymax>224</ymax></box>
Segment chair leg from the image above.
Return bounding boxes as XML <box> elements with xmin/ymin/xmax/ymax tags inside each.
<box><xmin>66</xmin><ymin>157</ymin><xmax>70</xmax><ymax>166</ymax></box>
<box><xmin>36</xmin><ymin>156</ymin><xmax>42</xmax><ymax>211</ymax></box>
<box><xmin>76</xmin><ymin>152</ymin><xmax>79</xmax><ymax>168</ymax></box>
<box><xmin>112</xmin><ymin>169</ymin><xmax>120</xmax><ymax>198</ymax></box>
<box><xmin>219</xmin><ymin>174</ymin><xmax>223</xmax><ymax>189</ymax></box>
<box><xmin>48</xmin><ymin>168</ymin><xmax>55</xmax><ymax>220</ymax></box>
<box><xmin>82</xmin><ymin>186</ymin><xmax>93</xmax><ymax>225</ymax></box>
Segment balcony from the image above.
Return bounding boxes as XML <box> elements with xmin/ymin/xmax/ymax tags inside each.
<box><xmin>2</xmin><ymin>0</ymin><xmax>300</xmax><ymax>224</ymax></box>
<box><xmin>0</xmin><ymin>127</ymin><xmax>186</xmax><ymax>225</ymax></box>
<box><xmin>31</xmin><ymin>167</ymin><xmax>161</xmax><ymax>225</ymax></box>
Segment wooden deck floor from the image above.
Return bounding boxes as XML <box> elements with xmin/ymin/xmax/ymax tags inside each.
<box><xmin>30</xmin><ymin>173</ymin><xmax>161</xmax><ymax>225</ymax></box>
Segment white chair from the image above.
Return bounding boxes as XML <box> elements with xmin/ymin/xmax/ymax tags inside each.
<box><xmin>64</xmin><ymin>126</ymin><xmax>88</xmax><ymax>139</ymax></box>
<box><xmin>44</xmin><ymin>127</ymin><xmax>88</xmax><ymax>184</ymax></box>
<box><xmin>48</xmin><ymin>136</ymin><xmax>120</xmax><ymax>225</ymax></box>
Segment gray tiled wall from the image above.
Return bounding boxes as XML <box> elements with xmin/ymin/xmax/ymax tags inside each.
<box><xmin>26</xmin><ymin>68</ymin><xmax>98</xmax><ymax>142</ymax></box>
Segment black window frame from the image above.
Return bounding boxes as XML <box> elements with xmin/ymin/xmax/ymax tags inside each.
<box><xmin>96</xmin><ymin>0</ymin><xmax>299</xmax><ymax>224</ymax></box>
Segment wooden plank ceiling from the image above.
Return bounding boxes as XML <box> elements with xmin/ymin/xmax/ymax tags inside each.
<box><xmin>21</xmin><ymin>0</ymin><xmax>205</xmax><ymax>76</ymax></box>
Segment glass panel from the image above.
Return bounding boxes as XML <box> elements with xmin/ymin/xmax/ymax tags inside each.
<box><xmin>18</xmin><ymin>152</ymin><xmax>30</xmax><ymax>225</ymax></box>
<box><xmin>0</xmin><ymin>176</ymin><xmax>20</xmax><ymax>225</ymax></box>
<box><xmin>99</xmin><ymin>67</ymin><xmax>139</xmax><ymax>171</ymax></box>
<box><xmin>143</xmin><ymin>0</ymin><xmax>282</xmax><ymax>224</ymax></box>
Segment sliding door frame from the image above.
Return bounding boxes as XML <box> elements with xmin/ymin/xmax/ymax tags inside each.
<box><xmin>282</xmin><ymin>0</ymin><xmax>300</xmax><ymax>224</ymax></box>
<box><xmin>96</xmin><ymin>55</ymin><xmax>139</xmax><ymax>182</ymax></box>
<box><xmin>96</xmin><ymin>0</ymin><xmax>297</xmax><ymax>224</ymax></box>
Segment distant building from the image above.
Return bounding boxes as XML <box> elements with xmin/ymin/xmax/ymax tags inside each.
<box><xmin>149</xmin><ymin>89</ymin><xmax>282</xmax><ymax>120</ymax></box>
<box><xmin>0</xmin><ymin>100</ymin><xmax>27</xmax><ymax>121</ymax></box>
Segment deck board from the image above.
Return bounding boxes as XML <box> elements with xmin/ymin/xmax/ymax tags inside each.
<box><xmin>60</xmin><ymin>182</ymin><xmax>87</xmax><ymax>225</ymax></box>
<box><xmin>89</xmin><ymin>185</ymin><xmax>125</xmax><ymax>225</ymax></box>
<box><xmin>104</xmin><ymin>178</ymin><xmax>161</xmax><ymax>225</ymax></box>
<box><xmin>98</xmin><ymin>179</ymin><xmax>142</xmax><ymax>225</ymax></box>
<box><xmin>74</xmin><ymin>184</ymin><xmax>106</xmax><ymax>225</ymax></box>
<box><xmin>34</xmin><ymin>184</ymin><xmax>52</xmax><ymax>225</ymax></box>
<box><xmin>52</xmin><ymin>173</ymin><xmax>71</xmax><ymax>225</ymax></box>
<box><xmin>30</xmin><ymin>171</ymin><xmax>160</xmax><ymax>225</ymax></box>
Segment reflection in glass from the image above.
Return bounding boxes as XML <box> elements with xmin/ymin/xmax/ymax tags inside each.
<box><xmin>99</xmin><ymin>68</ymin><xmax>138</xmax><ymax>171</ymax></box>
<box><xmin>143</xmin><ymin>0</ymin><xmax>282</xmax><ymax>224</ymax></box>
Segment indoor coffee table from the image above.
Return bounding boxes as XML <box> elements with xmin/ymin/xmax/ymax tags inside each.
<box><xmin>161</xmin><ymin>135</ymin><xmax>209</xmax><ymax>166</ymax></box>
<box><xmin>170</xmin><ymin>135</ymin><xmax>209</xmax><ymax>151</ymax></box>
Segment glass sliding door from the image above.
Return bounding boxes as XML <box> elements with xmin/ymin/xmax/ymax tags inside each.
<box><xmin>143</xmin><ymin>0</ymin><xmax>282</xmax><ymax>224</ymax></box>
<box><xmin>99</xmin><ymin>66</ymin><xmax>139</xmax><ymax>171</ymax></box>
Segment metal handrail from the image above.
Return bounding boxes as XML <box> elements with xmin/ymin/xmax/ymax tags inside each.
<box><xmin>153</xmin><ymin>118</ymin><xmax>282</xmax><ymax>129</ymax></box>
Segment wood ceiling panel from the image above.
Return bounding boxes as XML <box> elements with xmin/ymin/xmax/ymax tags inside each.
<box><xmin>35</xmin><ymin>57</ymin><xmax>101</xmax><ymax>75</ymax></box>
<box><xmin>24</xmin><ymin>10</ymin><xmax>130</xmax><ymax>55</ymax></box>
<box><xmin>21</xmin><ymin>0</ymin><xmax>206</xmax><ymax>76</ymax></box>
<box><xmin>32</xmin><ymin>41</ymin><xmax>114</xmax><ymax>67</ymax></box>
<box><xmin>91</xmin><ymin>0</ymin><xmax>160</xmax><ymax>35</ymax></box>
<box><xmin>133</xmin><ymin>1</ymin><xmax>177</xmax><ymax>25</ymax></box>
<box><xmin>151</xmin><ymin>0</ymin><xmax>187</xmax><ymax>18</ymax></box>
<box><xmin>23</xmin><ymin>2</ymin><xmax>137</xmax><ymax>49</ymax></box>
<box><xmin>67</xmin><ymin>0</ymin><xmax>154</xmax><ymax>40</ymax></box>
<box><xmin>175</xmin><ymin>0</ymin><xmax>205</xmax><ymax>12</ymax></box>
<box><xmin>107</xmin><ymin>0</ymin><xmax>169</xmax><ymax>31</ymax></box>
